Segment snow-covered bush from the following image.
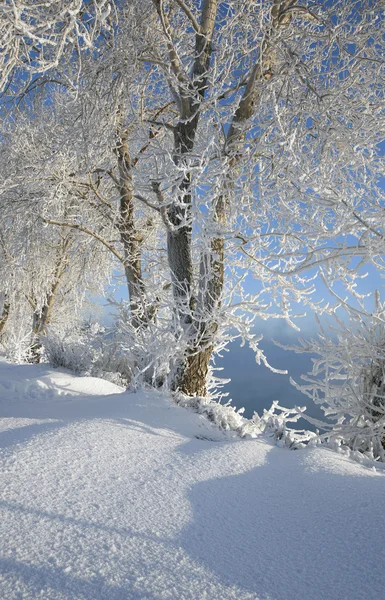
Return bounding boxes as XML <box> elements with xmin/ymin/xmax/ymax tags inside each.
<box><xmin>43</xmin><ymin>323</ymin><xmax>132</xmax><ymax>387</ymax></box>
<box><xmin>117</xmin><ymin>308</ymin><xmax>177</xmax><ymax>389</ymax></box>
<box><xmin>175</xmin><ymin>392</ymin><xmax>319</xmax><ymax>449</ymax></box>
<box><xmin>175</xmin><ymin>392</ymin><xmax>250</xmax><ymax>435</ymax></box>
<box><xmin>289</xmin><ymin>305</ymin><xmax>385</xmax><ymax>461</ymax></box>
<box><xmin>252</xmin><ymin>401</ymin><xmax>319</xmax><ymax>449</ymax></box>
<box><xmin>0</xmin><ymin>300</ymin><xmax>35</xmax><ymax>363</ymax></box>
<box><xmin>1</xmin><ymin>327</ymin><xmax>33</xmax><ymax>364</ymax></box>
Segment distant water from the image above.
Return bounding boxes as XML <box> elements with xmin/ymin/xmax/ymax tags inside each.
<box><xmin>215</xmin><ymin>339</ymin><xmax>325</xmax><ymax>430</ymax></box>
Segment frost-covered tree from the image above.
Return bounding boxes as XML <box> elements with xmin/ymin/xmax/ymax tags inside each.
<box><xmin>0</xmin><ymin>227</ymin><xmax>12</xmax><ymax>340</ymax></box>
<box><xmin>2</xmin><ymin>0</ymin><xmax>385</xmax><ymax>402</ymax></box>
<box><xmin>106</xmin><ymin>0</ymin><xmax>385</xmax><ymax>396</ymax></box>
<box><xmin>0</xmin><ymin>99</ymin><xmax>115</xmax><ymax>360</ymax></box>
<box><xmin>37</xmin><ymin>82</ymin><xmax>166</xmax><ymax>330</ymax></box>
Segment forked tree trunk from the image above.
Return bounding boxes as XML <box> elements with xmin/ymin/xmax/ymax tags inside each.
<box><xmin>174</xmin><ymin>0</ymin><xmax>293</xmax><ymax>396</ymax></box>
<box><xmin>150</xmin><ymin>0</ymin><xmax>218</xmax><ymax>392</ymax></box>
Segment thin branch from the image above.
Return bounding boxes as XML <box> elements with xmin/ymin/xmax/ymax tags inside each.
<box><xmin>106</xmin><ymin>169</ymin><xmax>120</xmax><ymax>187</ymax></box>
<box><xmin>134</xmin><ymin>193</ymin><xmax>161</xmax><ymax>213</ymax></box>
<box><xmin>152</xmin><ymin>0</ymin><xmax>191</xmax><ymax>116</ymax></box>
<box><xmin>24</xmin><ymin>294</ymin><xmax>37</xmax><ymax>311</ymax></box>
<box><xmin>151</xmin><ymin>182</ymin><xmax>176</xmax><ymax>231</ymax></box>
<box><xmin>42</xmin><ymin>218</ymin><xmax>126</xmax><ymax>265</ymax></box>
<box><xmin>173</xmin><ymin>0</ymin><xmax>200</xmax><ymax>33</ymax></box>
<box><xmin>143</xmin><ymin>118</ymin><xmax>175</xmax><ymax>130</ymax></box>
<box><xmin>87</xmin><ymin>174</ymin><xmax>113</xmax><ymax>209</ymax></box>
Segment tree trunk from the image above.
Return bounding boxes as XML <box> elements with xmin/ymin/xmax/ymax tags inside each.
<box><xmin>178</xmin><ymin>343</ymin><xmax>214</xmax><ymax>397</ymax></box>
<box><xmin>30</xmin><ymin>234</ymin><xmax>71</xmax><ymax>362</ymax></box>
<box><xmin>150</xmin><ymin>0</ymin><xmax>218</xmax><ymax>391</ymax></box>
<box><xmin>167</xmin><ymin>137</ymin><xmax>196</xmax><ymax>327</ymax></box>
<box><xmin>0</xmin><ymin>295</ymin><xmax>10</xmax><ymax>339</ymax></box>
<box><xmin>178</xmin><ymin>200</ymin><xmax>225</xmax><ymax>396</ymax></box>
<box><xmin>175</xmin><ymin>0</ymin><xmax>291</xmax><ymax>396</ymax></box>
<box><xmin>30</xmin><ymin>285</ymin><xmax>60</xmax><ymax>362</ymax></box>
<box><xmin>116</xmin><ymin>118</ymin><xmax>149</xmax><ymax>329</ymax></box>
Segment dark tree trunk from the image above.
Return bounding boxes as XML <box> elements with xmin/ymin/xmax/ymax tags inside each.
<box><xmin>178</xmin><ymin>343</ymin><xmax>214</xmax><ymax>397</ymax></box>
<box><xmin>174</xmin><ymin>0</ymin><xmax>291</xmax><ymax>396</ymax></box>
<box><xmin>150</xmin><ymin>0</ymin><xmax>218</xmax><ymax>393</ymax></box>
<box><xmin>116</xmin><ymin>119</ymin><xmax>149</xmax><ymax>329</ymax></box>
<box><xmin>0</xmin><ymin>296</ymin><xmax>10</xmax><ymax>339</ymax></box>
<box><xmin>30</xmin><ymin>290</ymin><xmax>58</xmax><ymax>363</ymax></box>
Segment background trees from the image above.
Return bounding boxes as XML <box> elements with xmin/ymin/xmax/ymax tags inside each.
<box><xmin>0</xmin><ymin>94</ymin><xmax>115</xmax><ymax>359</ymax></box>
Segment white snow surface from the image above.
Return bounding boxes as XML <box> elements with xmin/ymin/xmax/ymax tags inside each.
<box><xmin>0</xmin><ymin>358</ymin><xmax>385</xmax><ymax>600</ymax></box>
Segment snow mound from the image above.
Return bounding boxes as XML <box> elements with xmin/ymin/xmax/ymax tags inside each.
<box><xmin>0</xmin><ymin>358</ymin><xmax>124</xmax><ymax>402</ymax></box>
<box><xmin>1</xmin><ymin>360</ymin><xmax>385</xmax><ymax>600</ymax></box>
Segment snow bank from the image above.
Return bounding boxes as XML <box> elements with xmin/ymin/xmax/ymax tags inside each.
<box><xmin>1</xmin><ymin>360</ymin><xmax>385</xmax><ymax>600</ymax></box>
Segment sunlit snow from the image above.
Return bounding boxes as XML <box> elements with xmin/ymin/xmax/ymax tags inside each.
<box><xmin>0</xmin><ymin>359</ymin><xmax>384</xmax><ymax>600</ymax></box>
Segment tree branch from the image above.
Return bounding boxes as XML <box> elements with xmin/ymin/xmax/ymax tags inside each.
<box><xmin>173</xmin><ymin>0</ymin><xmax>200</xmax><ymax>33</ymax></box>
<box><xmin>152</xmin><ymin>0</ymin><xmax>191</xmax><ymax>116</ymax></box>
<box><xmin>151</xmin><ymin>182</ymin><xmax>176</xmax><ymax>231</ymax></box>
<box><xmin>134</xmin><ymin>193</ymin><xmax>161</xmax><ymax>213</ymax></box>
<box><xmin>42</xmin><ymin>218</ymin><xmax>126</xmax><ymax>265</ymax></box>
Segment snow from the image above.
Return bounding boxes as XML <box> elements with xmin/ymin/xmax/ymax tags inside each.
<box><xmin>0</xmin><ymin>359</ymin><xmax>385</xmax><ymax>600</ymax></box>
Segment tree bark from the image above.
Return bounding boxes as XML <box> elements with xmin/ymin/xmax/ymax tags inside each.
<box><xmin>178</xmin><ymin>342</ymin><xmax>214</xmax><ymax>397</ymax></box>
<box><xmin>0</xmin><ymin>295</ymin><xmax>10</xmax><ymax>339</ymax></box>
<box><xmin>30</xmin><ymin>234</ymin><xmax>71</xmax><ymax>362</ymax></box>
<box><xmin>150</xmin><ymin>0</ymin><xmax>217</xmax><ymax>319</ymax></box>
<box><xmin>178</xmin><ymin>211</ymin><xmax>225</xmax><ymax>396</ymax></box>
<box><xmin>30</xmin><ymin>282</ymin><xmax>61</xmax><ymax>362</ymax></box>
<box><xmin>116</xmin><ymin>116</ymin><xmax>150</xmax><ymax>329</ymax></box>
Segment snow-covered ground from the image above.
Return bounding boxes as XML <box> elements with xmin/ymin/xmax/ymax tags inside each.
<box><xmin>0</xmin><ymin>358</ymin><xmax>384</xmax><ymax>600</ymax></box>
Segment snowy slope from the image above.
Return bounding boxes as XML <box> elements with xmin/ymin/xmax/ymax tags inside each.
<box><xmin>0</xmin><ymin>358</ymin><xmax>384</xmax><ymax>600</ymax></box>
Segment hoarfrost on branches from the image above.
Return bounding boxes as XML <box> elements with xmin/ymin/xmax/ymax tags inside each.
<box><xmin>1</xmin><ymin>1</ymin><xmax>385</xmax><ymax>458</ymax></box>
<box><xmin>0</xmin><ymin>0</ymin><xmax>114</xmax><ymax>92</ymax></box>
